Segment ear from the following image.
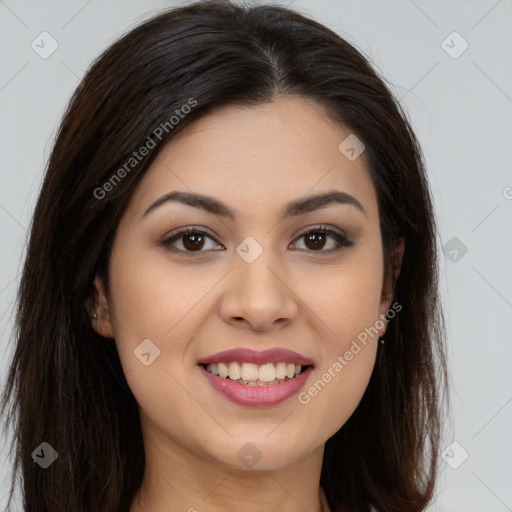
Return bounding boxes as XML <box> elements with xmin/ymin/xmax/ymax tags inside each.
<box><xmin>85</xmin><ymin>276</ymin><xmax>115</xmax><ymax>339</ymax></box>
<box><xmin>378</xmin><ymin>237</ymin><xmax>405</xmax><ymax>335</ymax></box>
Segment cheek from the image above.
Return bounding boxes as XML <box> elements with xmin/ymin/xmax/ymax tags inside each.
<box><xmin>106</xmin><ymin>236</ymin><xmax>199</xmax><ymax>395</ymax></box>
<box><xmin>303</xmin><ymin>249</ymin><xmax>384</xmax><ymax>346</ymax></box>
<box><xmin>297</xmin><ymin>290</ymin><xmax>379</xmax><ymax>440</ymax></box>
<box><xmin>108</xmin><ymin>231</ymin><xmax>220</xmax><ymax>342</ymax></box>
<box><xmin>106</xmin><ymin>244</ymin><xmax>216</xmax><ymax>449</ymax></box>
<box><xmin>292</xmin><ymin>249</ymin><xmax>382</xmax><ymax>432</ymax></box>
<box><xmin>299</xmin><ymin>344</ymin><xmax>377</xmax><ymax>443</ymax></box>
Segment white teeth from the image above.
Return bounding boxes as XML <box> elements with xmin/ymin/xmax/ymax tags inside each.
<box><xmin>205</xmin><ymin>361</ymin><xmax>306</xmax><ymax>384</ymax></box>
<box><xmin>241</xmin><ymin>362</ymin><xmax>259</xmax><ymax>381</ymax></box>
<box><xmin>258</xmin><ymin>363</ymin><xmax>276</xmax><ymax>383</ymax></box>
<box><xmin>275</xmin><ymin>362</ymin><xmax>287</xmax><ymax>379</ymax></box>
<box><xmin>228</xmin><ymin>362</ymin><xmax>241</xmax><ymax>380</ymax></box>
<box><xmin>218</xmin><ymin>362</ymin><xmax>229</xmax><ymax>379</ymax></box>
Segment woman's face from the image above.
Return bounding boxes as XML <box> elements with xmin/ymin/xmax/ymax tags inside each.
<box><xmin>94</xmin><ymin>95</ymin><xmax>395</xmax><ymax>471</ymax></box>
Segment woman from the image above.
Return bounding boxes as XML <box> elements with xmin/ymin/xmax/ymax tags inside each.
<box><xmin>1</xmin><ymin>1</ymin><xmax>448</xmax><ymax>511</ymax></box>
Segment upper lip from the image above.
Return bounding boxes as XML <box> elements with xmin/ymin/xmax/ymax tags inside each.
<box><xmin>197</xmin><ymin>347</ymin><xmax>314</xmax><ymax>366</ymax></box>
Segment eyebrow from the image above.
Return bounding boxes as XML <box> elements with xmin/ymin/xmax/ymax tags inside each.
<box><xmin>142</xmin><ymin>189</ymin><xmax>366</xmax><ymax>219</ymax></box>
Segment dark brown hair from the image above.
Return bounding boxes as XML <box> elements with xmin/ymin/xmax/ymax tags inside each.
<box><xmin>1</xmin><ymin>1</ymin><xmax>447</xmax><ymax>511</ymax></box>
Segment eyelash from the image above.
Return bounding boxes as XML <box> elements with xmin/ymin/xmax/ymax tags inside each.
<box><xmin>161</xmin><ymin>225</ymin><xmax>354</xmax><ymax>255</ymax></box>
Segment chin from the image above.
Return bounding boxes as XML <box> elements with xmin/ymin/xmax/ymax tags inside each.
<box><xmin>205</xmin><ymin>433</ymin><xmax>315</xmax><ymax>472</ymax></box>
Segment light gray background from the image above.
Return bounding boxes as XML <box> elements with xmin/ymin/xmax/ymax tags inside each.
<box><xmin>1</xmin><ymin>1</ymin><xmax>511</xmax><ymax>510</ymax></box>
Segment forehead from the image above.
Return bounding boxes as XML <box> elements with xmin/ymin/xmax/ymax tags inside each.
<box><xmin>129</xmin><ymin>95</ymin><xmax>378</xmax><ymax>220</ymax></box>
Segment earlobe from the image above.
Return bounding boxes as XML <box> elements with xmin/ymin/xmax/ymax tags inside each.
<box><xmin>86</xmin><ymin>276</ymin><xmax>115</xmax><ymax>339</ymax></box>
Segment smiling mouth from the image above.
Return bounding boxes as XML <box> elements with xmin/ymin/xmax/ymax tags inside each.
<box><xmin>202</xmin><ymin>361</ymin><xmax>311</xmax><ymax>386</ymax></box>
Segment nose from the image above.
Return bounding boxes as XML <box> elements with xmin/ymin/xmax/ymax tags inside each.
<box><xmin>218</xmin><ymin>251</ymin><xmax>299</xmax><ymax>332</ymax></box>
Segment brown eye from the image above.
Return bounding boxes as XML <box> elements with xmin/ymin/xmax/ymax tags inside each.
<box><xmin>182</xmin><ymin>233</ymin><xmax>205</xmax><ymax>251</ymax></box>
<box><xmin>304</xmin><ymin>232</ymin><xmax>327</xmax><ymax>250</ymax></box>
<box><xmin>162</xmin><ymin>227</ymin><xmax>223</xmax><ymax>253</ymax></box>
<box><xmin>292</xmin><ymin>226</ymin><xmax>353</xmax><ymax>253</ymax></box>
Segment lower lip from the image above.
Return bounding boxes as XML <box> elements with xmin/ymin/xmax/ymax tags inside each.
<box><xmin>199</xmin><ymin>365</ymin><xmax>313</xmax><ymax>407</ymax></box>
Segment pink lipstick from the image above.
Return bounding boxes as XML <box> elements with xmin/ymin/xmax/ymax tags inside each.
<box><xmin>198</xmin><ymin>347</ymin><xmax>314</xmax><ymax>407</ymax></box>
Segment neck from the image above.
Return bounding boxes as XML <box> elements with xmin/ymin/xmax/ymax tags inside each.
<box><xmin>130</xmin><ymin>421</ymin><xmax>325</xmax><ymax>512</ymax></box>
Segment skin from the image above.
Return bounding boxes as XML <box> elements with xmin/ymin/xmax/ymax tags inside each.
<box><xmin>90</xmin><ymin>95</ymin><xmax>403</xmax><ymax>512</ymax></box>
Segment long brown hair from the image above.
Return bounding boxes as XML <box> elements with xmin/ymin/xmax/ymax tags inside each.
<box><xmin>1</xmin><ymin>1</ymin><xmax>448</xmax><ymax>510</ymax></box>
